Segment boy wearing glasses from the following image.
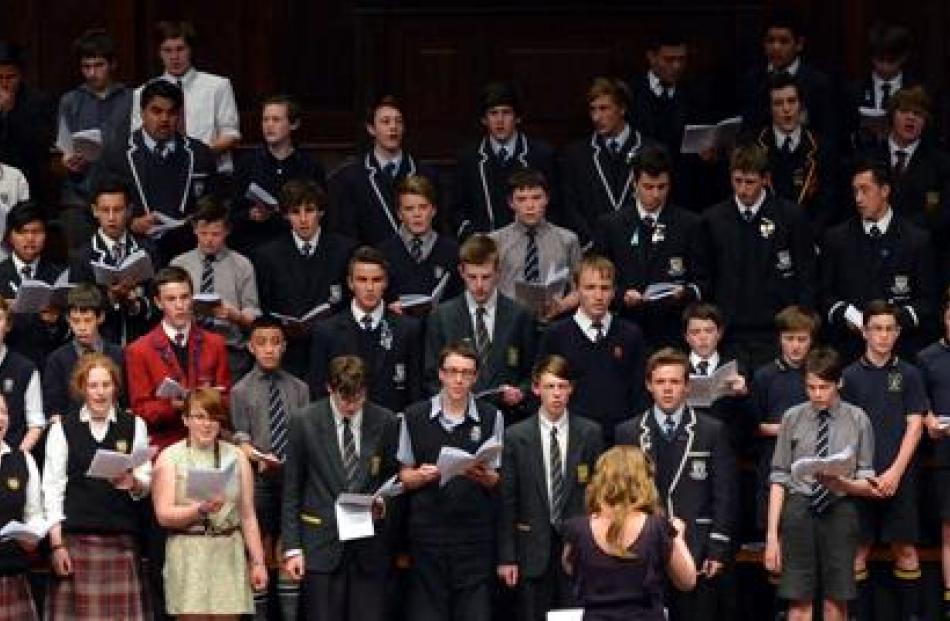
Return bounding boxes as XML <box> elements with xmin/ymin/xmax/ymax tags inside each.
<box><xmin>398</xmin><ymin>341</ymin><xmax>504</xmax><ymax>621</ymax></box>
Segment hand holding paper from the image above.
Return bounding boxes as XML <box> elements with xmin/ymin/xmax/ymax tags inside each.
<box><xmin>185</xmin><ymin>459</ymin><xmax>237</xmax><ymax>502</ymax></box>
<box><xmin>0</xmin><ymin>517</ymin><xmax>57</xmax><ymax>545</ymax></box>
<box><xmin>791</xmin><ymin>445</ymin><xmax>855</xmax><ymax>483</ymax></box>
<box><xmin>436</xmin><ymin>436</ymin><xmax>502</xmax><ymax>486</ymax></box>
<box><xmin>86</xmin><ymin>445</ymin><xmax>156</xmax><ymax>479</ymax></box>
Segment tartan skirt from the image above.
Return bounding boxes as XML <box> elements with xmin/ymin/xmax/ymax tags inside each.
<box><xmin>46</xmin><ymin>532</ymin><xmax>150</xmax><ymax>621</ymax></box>
<box><xmin>0</xmin><ymin>574</ymin><xmax>38</xmax><ymax>621</ymax></box>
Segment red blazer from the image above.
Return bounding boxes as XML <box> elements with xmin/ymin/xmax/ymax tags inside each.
<box><xmin>126</xmin><ymin>323</ymin><xmax>230</xmax><ymax>452</ymax></box>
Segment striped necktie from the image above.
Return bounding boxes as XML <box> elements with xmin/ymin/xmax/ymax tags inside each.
<box><xmin>268</xmin><ymin>375</ymin><xmax>288</xmax><ymax>460</ymax></box>
<box><xmin>201</xmin><ymin>254</ymin><xmax>215</xmax><ymax>294</ymax></box>
<box><xmin>810</xmin><ymin>409</ymin><xmax>833</xmax><ymax>514</ymax></box>
<box><xmin>524</xmin><ymin>228</ymin><xmax>540</xmax><ymax>282</ymax></box>
<box><xmin>341</xmin><ymin>418</ymin><xmax>358</xmax><ymax>490</ymax></box>
<box><xmin>549</xmin><ymin>426</ymin><xmax>566</xmax><ymax>525</ymax></box>
<box><xmin>475</xmin><ymin>306</ymin><xmax>491</xmax><ymax>356</ymax></box>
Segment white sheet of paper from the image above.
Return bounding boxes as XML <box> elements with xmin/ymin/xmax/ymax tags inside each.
<box><xmin>375</xmin><ymin>474</ymin><xmax>404</xmax><ymax>498</ymax></box>
<box><xmin>643</xmin><ymin>282</ymin><xmax>681</xmax><ymax>301</ymax></box>
<box><xmin>91</xmin><ymin>249</ymin><xmax>154</xmax><ymax>287</ymax></box>
<box><xmin>71</xmin><ymin>129</ymin><xmax>103</xmax><ymax>161</ymax></box>
<box><xmin>791</xmin><ymin>445</ymin><xmax>855</xmax><ymax>482</ymax></box>
<box><xmin>547</xmin><ymin>610</ymin><xmax>584</xmax><ymax>621</ymax></box>
<box><xmin>680</xmin><ymin>116</ymin><xmax>742</xmax><ymax>154</ymax></box>
<box><xmin>473</xmin><ymin>386</ymin><xmax>506</xmax><ymax>400</ymax></box>
<box><xmin>335</xmin><ymin>493</ymin><xmax>375</xmax><ymax>541</ymax></box>
<box><xmin>400</xmin><ymin>271</ymin><xmax>452</xmax><ymax>309</ymax></box>
<box><xmin>687</xmin><ymin>360</ymin><xmax>739</xmax><ymax>408</ymax></box>
<box><xmin>148</xmin><ymin>212</ymin><xmax>189</xmax><ymax>238</ymax></box>
<box><xmin>185</xmin><ymin>459</ymin><xmax>237</xmax><ymax>502</ymax></box>
<box><xmin>436</xmin><ymin>436</ymin><xmax>502</xmax><ymax>486</ymax></box>
<box><xmin>245</xmin><ymin>182</ymin><xmax>279</xmax><ymax>208</ymax></box>
<box><xmin>156</xmin><ymin>377</ymin><xmax>188</xmax><ymax>400</ymax></box>
<box><xmin>85</xmin><ymin>445</ymin><xmax>156</xmax><ymax>479</ymax></box>
<box><xmin>844</xmin><ymin>304</ymin><xmax>864</xmax><ymax>330</ymax></box>
<box><xmin>0</xmin><ymin>517</ymin><xmax>57</xmax><ymax>543</ymax></box>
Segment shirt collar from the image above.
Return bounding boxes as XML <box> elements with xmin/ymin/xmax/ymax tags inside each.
<box><xmin>465</xmin><ymin>289</ymin><xmax>498</xmax><ymax>316</ymax></box>
<box><xmin>397</xmin><ymin>224</ymin><xmax>436</xmax><ymax>248</ymax></box>
<box><xmin>162</xmin><ymin>67</ymin><xmax>197</xmax><ymax>86</ymax></box>
<box><xmin>490</xmin><ymin>132</ymin><xmax>519</xmax><ymax>157</ymax></box>
<box><xmin>735</xmin><ymin>189</ymin><xmax>767</xmax><ymax>216</ymax></box>
<box><xmin>374</xmin><ymin>148</ymin><xmax>403</xmax><ymax>172</ymax></box>
<box><xmin>162</xmin><ymin>320</ymin><xmax>191</xmax><ymax>344</ymax></box>
<box><xmin>78</xmin><ymin>81</ymin><xmax>125</xmax><ymax>100</ymax></box>
<box><xmin>0</xmin><ymin>441</ymin><xmax>9</xmax><ymax>456</ymax></box>
<box><xmin>862</xmin><ymin>206</ymin><xmax>894</xmax><ymax>235</ymax></box>
<box><xmin>772</xmin><ymin>125</ymin><xmax>802</xmax><ymax>151</ymax></box>
<box><xmin>872</xmin><ymin>71</ymin><xmax>903</xmax><ymax>90</ymax></box>
<box><xmin>330</xmin><ymin>395</ymin><xmax>363</xmax><ymax>430</ymax></box>
<box><xmin>429</xmin><ymin>393</ymin><xmax>480</xmax><ymax>422</ymax></box>
<box><xmin>98</xmin><ymin>229</ymin><xmax>129</xmax><ymax>252</ymax></box>
<box><xmin>690</xmin><ymin>350</ymin><xmax>720</xmax><ymax>372</ymax></box>
<box><xmin>769</xmin><ymin>56</ymin><xmax>800</xmax><ymax>76</ymax></box>
<box><xmin>573</xmin><ymin>309</ymin><xmax>612</xmax><ymax>337</ymax></box>
<box><xmin>602</xmin><ymin>123</ymin><xmax>631</xmax><ymax>146</ymax></box>
<box><xmin>350</xmin><ymin>300</ymin><xmax>385</xmax><ymax>328</ymax></box>
<box><xmin>647</xmin><ymin>71</ymin><xmax>676</xmax><ymax>98</ymax></box>
<box><xmin>653</xmin><ymin>404</ymin><xmax>686</xmax><ymax>428</ymax></box>
<box><xmin>888</xmin><ymin>135</ymin><xmax>920</xmax><ymax>161</ymax></box>
<box><xmin>73</xmin><ymin>337</ymin><xmax>103</xmax><ymax>357</ymax></box>
<box><xmin>513</xmin><ymin>219</ymin><xmax>549</xmax><ymax>236</ymax></box>
<box><xmin>79</xmin><ymin>405</ymin><xmax>118</xmax><ymax>424</ymax></box>
<box><xmin>538</xmin><ymin>409</ymin><xmax>569</xmax><ymax>435</ymax></box>
<box><xmin>11</xmin><ymin>254</ymin><xmax>38</xmax><ymax>278</ymax></box>
<box><xmin>859</xmin><ymin>354</ymin><xmax>899</xmax><ymax>369</ymax></box>
<box><xmin>636</xmin><ymin>199</ymin><xmax>664</xmax><ymax>222</ymax></box>
<box><xmin>292</xmin><ymin>228</ymin><xmax>321</xmax><ymax>252</ymax></box>
<box><xmin>810</xmin><ymin>399</ymin><xmax>841</xmax><ymax>419</ymax></box>
<box><xmin>141</xmin><ymin>130</ymin><xmax>176</xmax><ymax>154</ymax></box>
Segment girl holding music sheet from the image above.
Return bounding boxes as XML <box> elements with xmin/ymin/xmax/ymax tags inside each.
<box><xmin>152</xmin><ymin>387</ymin><xmax>266</xmax><ymax>618</ymax></box>
<box><xmin>42</xmin><ymin>353</ymin><xmax>151</xmax><ymax>620</ymax></box>
<box><xmin>0</xmin><ymin>393</ymin><xmax>42</xmax><ymax>620</ymax></box>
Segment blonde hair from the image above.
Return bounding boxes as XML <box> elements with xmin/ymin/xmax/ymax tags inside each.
<box><xmin>585</xmin><ymin>446</ymin><xmax>661</xmax><ymax>557</ymax></box>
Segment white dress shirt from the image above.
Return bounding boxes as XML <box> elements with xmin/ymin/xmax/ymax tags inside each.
<box><xmin>0</xmin><ymin>345</ymin><xmax>44</xmax><ymax>429</ymax></box>
<box><xmin>330</xmin><ymin>396</ymin><xmax>363</xmax><ymax>458</ymax></box>
<box><xmin>573</xmin><ymin>310</ymin><xmax>612</xmax><ymax>343</ymax></box>
<box><xmin>773</xmin><ymin>126</ymin><xmax>802</xmax><ymax>152</ymax></box>
<box><xmin>465</xmin><ymin>289</ymin><xmax>499</xmax><ymax>338</ymax></box>
<box><xmin>734</xmin><ymin>188</ymin><xmax>768</xmax><ymax>217</ymax></box>
<box><xmin>350</xmin><ymin>301</ymin><xmax>385</xmax><ymax>331</ymax></box>
<box><xmin>690</xmin><ymin>350</ymin><xmax>720</xmax><ymax>375</ymax></box>
<box><xmin>538</xmin><ymin>411</ymin><xmax>569</xmax><ymax>508</ymax></box>
<box><xmin>0</xmin><ymin>441</ymin><xmax>42</xmax><ymax>521</ymax></box>
<box><xmin>862</xmin><ymin>207</ymin><xmax>894</xmax><ymax>236</ymax></box>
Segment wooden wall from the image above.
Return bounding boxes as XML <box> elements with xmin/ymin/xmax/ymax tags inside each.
<box><xmin>4</xmin><ymin>1</ymin><xmax>949</xmax><ymax>158</ymax></box>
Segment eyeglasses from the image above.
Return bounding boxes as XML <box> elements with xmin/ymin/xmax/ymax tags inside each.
<box><xmin>187</xmin><ymin>413</ymin><xmax>220</xmax><ymax>424</ymax></box>
<box><xmin>441</xmin><ymin>367</ymin><xmax>476</xmax><ymax>378</ymax></box>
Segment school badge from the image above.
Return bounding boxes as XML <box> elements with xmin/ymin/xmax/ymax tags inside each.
<box><xmin>629</xmin><ymin>228</ymin><xmax>640</xmax><ymax>247</ymax></box>
<box><xmin>759</xmin><ymin>217</ymin><xmax>775</xmax><ymax>239</ymax></box>
<box><xmin>6</xmin><ymin>477</ymin><xmax>19</xmax><ymax>491</ymax></box>
<box><xmin>651</xmin><ymin>223</ymin><xmax>666</xmax><ymax>244</ymax></box>
<box><xmin>115</xmin><ymin>439</ymin><xmax>129</xmax><ymax>453</ymax></box>
<box><xmin>379</xmin><ymin>320</ymin><xmax>393</xmax><ymax>351</ymax></box>
<box><xmin>887</xmin><ymin>372</ymin><xmax>903</xmax><ymax>393</ymax></box>
<box><xmin>926</xmin><ymin>191</ymin><xmax>941</xmax><ymax>211</ymax></box>
<box><xmin>329</xmin><ymin>285</ymin><xmax>343</xmax><ymax>303</ymax></box>
<box><xmin>689</xmin><ymin>459</ymin><xmax>708</xmax><ymax>481</ymax></box>
<box><xmin>577</xmin><ymin>464</ymin><xmax>589</xmax><ymax>484</ymax></box>
<box><xmin>370</xmin><ymin>455</ymin><xmax>381</xmax><ymax>476</ymax></box>
<box><xmin>469</xmin><ymin>425</ymin><xmax>482</xmax><ymax>444</ymax></box>
<box><xmin>612</xmin><ymin>346</ymin><xmax>623</xmax><ymax>360</ymax></box>
<box><xmin>393</xmin><ymin>362</ymin><xmax>406</xmax><ymax>385</ymax></box>
<box><xmin>192</xmin><ymin>178</ymin><xmax>206</xmax><ymax>197</ymax></box>
<box><xmin>1</xmin><ymin>378</ymin><xmax>12</xmax><ymax>394</ymax></box>
<box><xmin>434</xmin><ymin>265</ymin><xmax>445</xmax><ymax>281</ymax></box>
<box><xmin>891</xmin><ymin>275</ymin><xmax>910</xmax><ymax>296</ymax></box>
<box><xmin>507</xmin><ymin>346</ymin><xmax>519</xmax><ymax>367</ymax></box>
<box><xmin>776</xmin><ymin>250</ymin><xmax>792</xmax><ymax>271</ymax></box>
<box><xmin>668</xmin><ymin>257</ymin><xmax>685</xmax><ymax>278</ymax></box>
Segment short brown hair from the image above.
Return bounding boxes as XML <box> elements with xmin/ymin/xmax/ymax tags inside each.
<box><xmin>805</xmin><ymin>347</ymin><xmax>843</xmax><ymax>383</ymax></box>
<box><xmin>532</xmin><ymin>355</ymin><xmax>572</xmax><ymax>383</ymax></box>
<box><xmin>888</xmin><ymin>85</ymin><xmax>931</xmax><ymax>124</ymax></box>
<box><xmin>572</xmin><ymin>255</ymin><xmax>615</xmax><ymax>288</ymax></box>
<box><xmin>458</xmin><ymin>234</ymin><xmax>498</xmax><ymax>267</ymax></box>
<box><xmin>507</xmin><ymin>167</ymin><xmax>549</xmax><ymax>196</ymax></box>
<box><xmin>438</xmin><ymin>341</ymin><xmax>480</xmax><ymax>371</ymax></box>
<box><xmin>327</xmin><ymin>355</ymin><xmax>367</xmax><ymax>399</ymax></box>
<box><xmin>263</xmin><ymin>94</ymin><xmax>301</xmax><ymax>124</ymax></box>
<box><xmin>586</xmin><ymin>77</ymin><xmax>630</xmax><ymax>109</ymax></box>
<box><xmin>775</xmin><ymin>305</ymin><xmax>820</xmax><ymax>337</ymax></box>
<box><xmin>730</xmin><ymin>144</ymin><xmax>770</xmax><ymax>175</ymax></box>
<box><xmin>153</xmin><ymin>265</ymin><xmax>193</xmax><ymax>296</ymax></box>
<box><xmin>646</xmin><ymin>347</ymin><xmax>690</xmax><ymax>381</ymax></box>
<box><xmin>67</xmin><ymin>282</ymin><xmax>105</xmax><ymax>314</ymax></box>
<box><xmin>366</xmin><ymin>94</ymin><xmax>403</xmax><ymax>125</ymax></box>
<box><xmin>191</xmin><ymin>196</ymin><xmax>230</xmax><ymax>226</ymax></box>
<box><xmin>348</xmin><ymin>245</ymin><xmax>389</xmax><ymax>277</ymax></box>
<box><xmin>185</xmin><ymin>387</ymin><xmax>230</xmax><ymax>428</ymax></box>
<box><xmin>156</xmin><ymin>20</ymin><xmax>196</xmax><ymax>47</ymax></box>
<box><xmin>683</xmin><ymin>302</ymin><xmax>724</xmax><ymax>330</ymax></box>
<box><xmin>279</xmin><ymin>178</ymin><xmax>326</xmax><ymax>213</ymax></box>
<box><xmin>71</xmin><ymin>352</ymin><xmax>123</xmax><ymax>400</ymax></box>
<box><xmin>863</xmin><ymin>299</ymin><xmax>900</xmax><ymax>325</ymax></box>
<box><xmin>397</xmin><ymin>175</ymin><xmax>437</xmax><ymax>207</ymax></box>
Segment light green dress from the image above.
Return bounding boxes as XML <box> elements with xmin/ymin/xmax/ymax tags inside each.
<box><xmin>163</xmin><ymin>439</ymin><xmax>253</xmax><ymax>615</ymax></box>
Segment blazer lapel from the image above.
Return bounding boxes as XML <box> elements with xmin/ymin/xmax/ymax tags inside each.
<box><xmin>317</xmin><ymin>405</ymin><xmax>347</xmax><ymax>490</ymax></box>
<box><xmin>527</xmin><ymin>421</ymin><xmax>550</xmax><ymax>508</ymax></box>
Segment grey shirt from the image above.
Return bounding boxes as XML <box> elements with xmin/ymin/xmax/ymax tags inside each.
<box><xmin>489</xmin><ymin>219</ymin><xmax>581</xmax><ymax>301</ymax></box>
<box><xmin>231</xmin><ymin>365</ymin><xmax>311</xmax><ymax>451</ymax></box>
<box><xmin>770</xmin><ymin>399</ymin><xmax>876</xmax><ymax>496</ymax></box>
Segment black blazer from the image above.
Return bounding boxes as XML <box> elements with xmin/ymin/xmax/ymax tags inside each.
<box><xmin>327</xmin><ymin>152</ymin><xmax>440</xmax><ymax>245</ymax></box>
<box><xmin>0</xmin><ymin>257</ymin><xmax>70</xmax><ymax>368</ymax></box>
<box><xmin>308</xmin><ymin>309</ymin><xmax>423</xmax><ymax>412</ymax></box>
<box><xmin>497</xmin><ymin>414</ymin><xmax>603</xmax><ymax>577</ymax></box>
<box><xmin>863</xmin><ymin>142</ymin><xmax>950</xmax><ymax>237</ymax></box>
<box><xmin>452</xmin><ymin>133</ymin><xmax>559</xmax><ymax>236</ymax></box>
<box><xmin>616</xmin><ymin>407</ymin><xmax>735</xmax><ymax>563</ymax></box>
<box><xmin>423</xmin><ymin>293</ymin><xmax>536</xmax><ymax>410</ymax></box>
<box><xmin>281</xmin><ymin>398</ymin><xmax>400</xmax><ymax>573</ymax></box>
<box><xmin>738</xmin><ymin>61</ymin><xmax>836</xmax><ymax>143</ymax></box>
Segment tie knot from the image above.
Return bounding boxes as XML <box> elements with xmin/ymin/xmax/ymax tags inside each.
<box><xmin>818</xmin><ymin>409</ymin><xmax>831</xmax><ymax>421</ymax></box>
<box><xmin>781</xmin><ymin>135</ymin><xmax>793</xmax><ymax>153</ymax></box>
<box><xmin>697</xmin><ymin>360</ymin><xmax>710</xmax><ymax>375</ymax></box>
<box><xmin>476</xmin><ymin>305</ymin><xmax>487</xmax><ymax>317</ymax></box>
<box><xmin>174</xmin><ymin>332</ymin><xmax>185</xmax><ymax>348</ymax></box>
<box><xmin>204</xmin><ymin>253</ymin><xmax>216</xmax><ymax>264</ymax></box>
<box><xmin>301</xmin><ymin>242</ymin><xmax>313</xmax><ymax>257</ymax></box>
<box><xmin>383</xmin><ymin>161</ymin><xmax>397</xmax><ymax>178</ymax></box>
<box><xmin>607</xmin><ymin>138</ymin><xmax>620</xmax><ymax>154</ymax></box>
<box><xmin>868</xmin><ymin>224</ymin><xmax>883</xmax><ymax>239</ymax></box>
<box><xmin>497</xmin><ymin>146</ymin><xmax>508</xmax><ymax>161</ymax></box>
<box><xmin>361</xmin><ymin>315</ymin><xmax>374</xmax><ymax>330</ymax></box>
<box><xmin>20</xmin><ymin>265</ymin><xmax>32</xmax><ymax>279</ymax></box>
<box><xmin>642</xmin><ymin>215</ymin><xmax>656</xmax><ymax>229</ymax></box>
<box><xmin>551</xmin><ymin>426</ymin><xmax>559</xmax><ymax>438</ymax></box>
<box><xmin>342</xmin><ymin>416</ymin><xmax>352</xmax><ymax>429</ymax></box>
<box><xmin>742</xmin><ymin>209</ymin><xmax>754</xmax><ymax>222</ymax></box>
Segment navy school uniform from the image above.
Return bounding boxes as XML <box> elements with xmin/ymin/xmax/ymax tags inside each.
<box><xmin>327</xmin><ymin>152</ymin><xmax>440</xmax><ymax>246</ymax></box>
<box><xmin>843</xmin><ymin>73</ymin><xmax>925</xmax><ymax>152</ymax></box>
<box><xmin>43</xmin><ymin>340</ymin><xmax>125</xmax><ymax>419</ymax></box>
<box><xmin>101</xmin><ymin>129</ymin><xmax>219</xmax><ymax>261</ymax></box>
<box><xmin>537</xmin><ymin>314</ymin><xmax>647</xmax><ymax>444</ymax></box>
<box><xmin>559</xmin><ymin>129</ymin><xmax>654</xmax><ymax>244</ymax></box>
<box><xmin>399</xmin><ymin>396</ymin><xmax>503</xmax><ymax>621</ymax></box>
<box><xmin>253</xmin><ymin>231</ymin><xmax>356</xmax><ymax>380</ymax></box>
<box><xmin>615</xmin><ymin>407</ymin><xmax>737</xmax><ymax>621</ymax></box>
<box><xmin>377</xmin><ymin>233</ymin><xmax>462</xmax><ymax>305</ymax></box>
<box><xmin>452</xmin><ymin>133</ymin><xmax>559</xmax><ymax>237</ymax></box>
<box><xmin>751</xmin><ymin>358</ymin><xmax>807</xmax><ymax>531</ymax></box>
<box><xmin>699</xmin><ymin>194</ymin><xmax>816</xmax><ymax>370</ymax></box>
<box><xmin>916</xmin><ymin>339</ymin><xmax>950</xmax><ymax>522</ymax></box>
<box><xmin>592</xmin><ymin>202</ymin><xmax>706</xmax><ymax>351</ymax></box>
<box><xmin>230</xmin><ymin>145</ymin><xmax>326</xmax><ymax>255</ymax></box>
<box><xmin>0</xmin><ymin>257</ymin><xmax>70</xmax><ymax>369</ymax></box>
<box><xmin>820</xmin><ymin>214</ymin><xmax>937</xmax><ymax>359</ymax></box>
<box><xmin>308</xmin><ymin>308</ymin><xmax>423</xmax><ymax>413</ymax></box>
<box><xmin>0</xmin><ymin>348</ymin><xmax>40</xmax><ymax>450</ymax></box>
<box><xmin>69</xmin><ymin>231</ymin><xmax>160</xmax><ymax>345</ymax></box>
<box><xmin>842</xmin><ymin>356</ymin><xmax>929</xmax><ymax>543</ymax></box>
